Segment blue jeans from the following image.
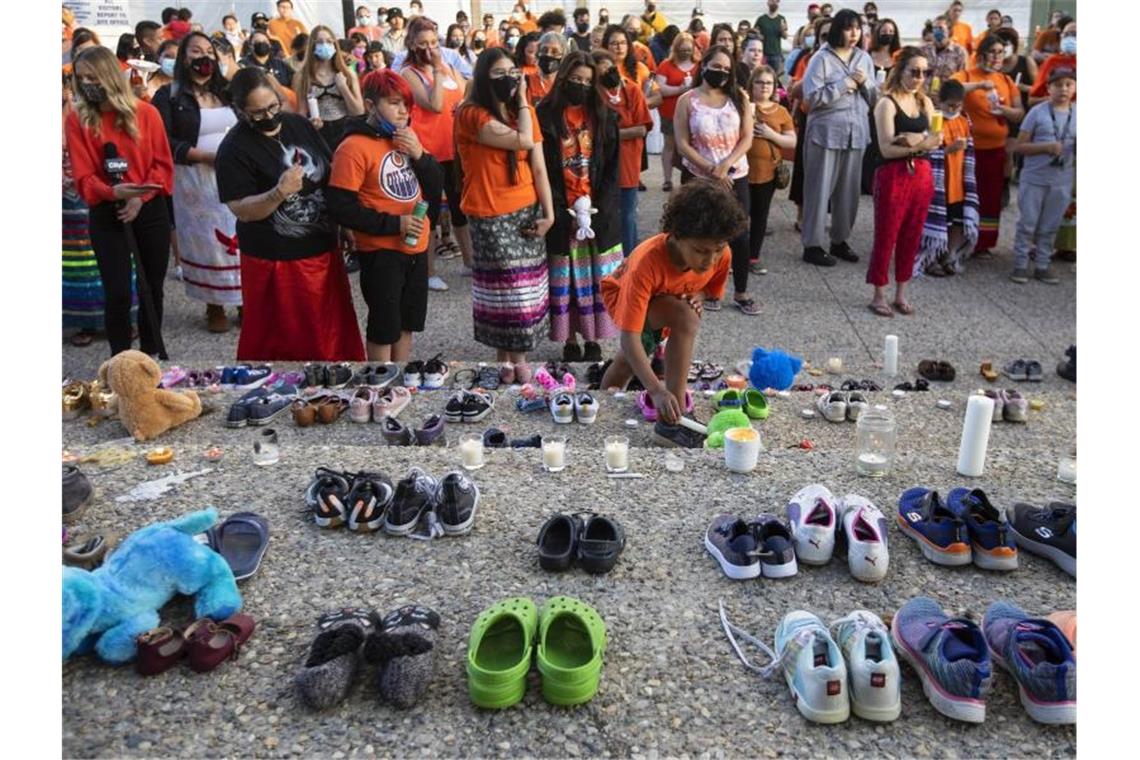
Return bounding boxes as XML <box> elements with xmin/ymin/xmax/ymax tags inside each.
<box><xmin>620</xmin><ymin>187</ymin><xmax>639</xmax><ymax>257</ymax></box>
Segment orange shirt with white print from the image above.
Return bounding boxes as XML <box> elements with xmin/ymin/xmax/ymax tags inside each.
<box><xmin>951</xmin><ymin>67</ymin><xmax>1018</xmax><ymax>150</ymax></box>
<box><xmin>601</xmin><ymin>233</ymin><xmax>730</xmax><ymax>332</ymax></box>
<box><xmin>559</xmin><ymin>105</ymin><xmax>593</xmax><ymax>205</ymax></box>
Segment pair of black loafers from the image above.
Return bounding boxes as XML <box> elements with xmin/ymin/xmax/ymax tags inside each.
<box><xmin>537</xmin><ymin>512</ymin><xmax>625</xmax><ymax>574</ymax></box>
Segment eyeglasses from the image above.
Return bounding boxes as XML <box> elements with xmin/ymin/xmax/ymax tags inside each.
<box><xmin>490</xmin><ymin>68</ymin><xmax>522</xmax><ymax>79</ymax></box>
<box><xmin>245</xmin><ymin>102</ymin><xmax>281</xmax><ymax>120</ymax></box>
<box><xmin>907</xmin><ymin>68</ymin><xmax>930</xmax><ymax>79</ymax></box>
<box><xmin>754</xmin><ymin>80</ymin><xmax>776</xmax><ymax>87</ymax></box>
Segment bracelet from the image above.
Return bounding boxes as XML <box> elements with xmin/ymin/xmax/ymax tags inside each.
<box><xmin>518</xmin><ymin>105</ymin><xmax>531</xmax><ymax>110</ymax></box>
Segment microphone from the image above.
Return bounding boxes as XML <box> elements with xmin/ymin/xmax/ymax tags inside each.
<box><xmin>103</xmin><ymin>143</ymin><xmax>129</xmax><ymax>185</ymax></box>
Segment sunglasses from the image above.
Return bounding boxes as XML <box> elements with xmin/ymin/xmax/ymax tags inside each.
<box><xmin>907</xmin><ymin>68</ymin><xmax>930</xmax><ymax>79</ymax></box>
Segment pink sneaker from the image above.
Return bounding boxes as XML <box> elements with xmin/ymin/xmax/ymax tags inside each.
<box><xmin>637</xmin><ymin>390</ymin><xmax>658</xmax><ymax>421</ymax></box>
<box><xmin>373</xmin><ymin>386</ymin><xmax>412</xmax><ymax>420</ymax></box>
<box><xmin>533</xmin><ymin>366</ymin><xmax>560</xmax><ymax>393</ymax></box>
<box><xmin>560</xmin><ymin>373</ymin><xmax>577</xmax><ymax>392</ymax></box>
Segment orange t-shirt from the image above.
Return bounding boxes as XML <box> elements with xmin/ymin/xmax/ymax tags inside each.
<box><xmin>268</xmin><ymin>18</ymin><xmax>307</xmax><ymax>51</ymax></box>
<box><xmin>620</xmin><ymin>61</ymin><xmax>652</xmax><ymax>91</ymax></box>
<box><xmin>633</xmin><ymin>41</ymin><xmax>657</xmax><ymax>74</ymax></box>
<box><xmin>328</xmin><ymin>134</ymin><xmax>430</xmax><ymax>254</ymax></box>
<box><xmin>559</xmin><ymin>105</ymin><xmax>593</xmax><ymax>205</ymax></box>
<box><xmin>941</xmin><ymin>113</ymin><xmax>970</xmax><ymax>204</ymax></box>
<box><xmin>454</xmin><ymin>103</ymin><xmax>542</xmax><ymax>218</ymax></box>
<box><xmin>601</xmin><ymin>233</ymin><xmax>730</xmax><ymax>332</ymax></box>
<box><xmin>404</xmin><ymin>65</ymin><xmax>463</xmax><ymax>162</ymax></box>
<box><xmin>525</xmin><ymin>70</ymin><xmax>554</xmax><ymax>104</ymax></box>
<box><xmin>951</xmin><ymin>22</ymin><xmax>974</xmax><ymax>53</ymax></box>
<box><xmin>746</xmin><ymin>103</ymin><xmax>794</xmax><ymax>184</ymax></box>
<box><xmin>605</xmin><ymin>80</ymin><xmax>652</xmax><ymax>188</ymax></box>
<box><xmin>951</xmin><ymin>67</ymin><xmax>1018</xmax><ymax>150</ymax></box>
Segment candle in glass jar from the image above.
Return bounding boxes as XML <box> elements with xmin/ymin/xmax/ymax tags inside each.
<box><xmin>543</xmin><ymin>439</ymin><xmax>567</xmax><ymax>472</ymax></box>
<box><xmin>604</xmin><ymin>436</ymin><xmax>629</xmax><ymax>472</ymax></box>
<box><xmin>459</xmin><ymin>433</ymin><xmax>484</xmax><ymax>470</ymax></box>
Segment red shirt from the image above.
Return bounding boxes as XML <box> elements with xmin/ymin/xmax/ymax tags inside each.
<box><xmin>1030</xmin><ymin>54</ymin><xmax>1077</xmax><ymax>99</ymax></box>
<box><xmin>64</xmin><ymin>101</ymin><xmax>174</xmax><ymax>207</ymax></box>
<box><xmin>605</xmin><ymin>81</ymin><xmax>652</xmax><ymax>189</ymax></box>
<box><xmin>656</xmin><ymin>59</ymin><xmax>695</xmax><ymax>121</ymax></box>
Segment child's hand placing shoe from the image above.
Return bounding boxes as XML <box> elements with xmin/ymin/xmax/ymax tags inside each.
<box><xmin>651</xmin><ymin>387</ymin><xmax>683</xmax><ymax>425</ymax></box>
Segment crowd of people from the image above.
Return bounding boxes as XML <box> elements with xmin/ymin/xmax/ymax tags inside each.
<box><xmin>62</xmin><ymin>2</ymin><xmax>1077</xmax><ymax>400</ymax></box>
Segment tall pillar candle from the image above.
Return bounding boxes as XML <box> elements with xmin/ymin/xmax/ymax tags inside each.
<box><xmin>956</xmin><ymin>394</ymin><xmax>995</xmax><ymax>477</ymax></box>
<box><xmin>884</xmin><ymin>335</ymin><xmax>899</xmax><ymax>376</ymax></box>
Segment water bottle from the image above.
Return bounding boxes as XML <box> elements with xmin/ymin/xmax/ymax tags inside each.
<box><xmin>404</xmin><ymin>200</ymin><xmax>429</xmax><ymax>247</ymax></box>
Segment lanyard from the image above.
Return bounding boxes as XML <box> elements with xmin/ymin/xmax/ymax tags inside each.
<box><xmin>1048</xmin><ymin>104</ymin><xmax>1072</xmax><ymax>145</ymax></box>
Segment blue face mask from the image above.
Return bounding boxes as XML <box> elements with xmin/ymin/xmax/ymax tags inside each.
<box><xmin>160</xmin><ymin>58</ymin><xmax>176</xmax><ymax>77</ymax></box>
<box><xmin>371</xmin><ymin>110</ymin><xmax>405</xmax><ymax>137</ymax></box>
<box><xmin>933</xmin><ymin>29</ymin><xmax>946</xmax><ymax>43</ymax></box>
<box><xmin>314</xmin><ymin>42</ymin><xmax>337</xmax><ymax>61</ymax></box>
<box><xmin>1060</xmin><ymin>36</ymin><xmax>1076</xmax><ymax>55</ymax></box>
<box><xmin>804</xmin><ymin>35</ymin><xmax>815</xmax><ymax>48</ymax></box>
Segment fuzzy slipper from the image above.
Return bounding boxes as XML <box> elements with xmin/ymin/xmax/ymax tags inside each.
<box><xmin>365</xmin><ymin>605</ymin><xmax>441</xmax><ymax>709</ymax></box>
<box><xmin>295</xmin><ymin>609</ymin><xmax>379</xmax><ymax>711</ymax></box>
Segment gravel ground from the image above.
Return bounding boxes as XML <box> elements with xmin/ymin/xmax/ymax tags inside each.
<box><xmin>62</xmin><ymin>166</ymin><xmax>1076</xmax><ymax>758</ymax></box>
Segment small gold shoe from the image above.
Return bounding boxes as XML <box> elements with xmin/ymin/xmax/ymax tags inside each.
<box><xmin>63</xmin><ymin>381</ymin><xmax>90</xmax><ymax>420</ymax></box>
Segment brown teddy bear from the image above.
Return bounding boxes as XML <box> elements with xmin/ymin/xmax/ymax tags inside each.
<box><xmin>97</xmin><ymin>350</ymin><xmax>202</xmax><ymax>441</ymax></box>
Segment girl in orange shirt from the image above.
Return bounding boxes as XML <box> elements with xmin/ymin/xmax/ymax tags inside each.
<box><xmin>454</xmin><ymin>47</ymin><xmax>555</xmax><ymax>383</ymax></box>
<box><xmin>513</xmin><ymin>31</ymin><xmax>540</xmax><ymax>78</ymax></box>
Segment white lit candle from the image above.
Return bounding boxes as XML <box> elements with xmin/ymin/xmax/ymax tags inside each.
<box><xmin>605</xmin><ymin>436</ymin><xmax>629</xmax><ymax>472</ymax></box>
<box><xmin>543</xmin><ymin>439</ymin><xmax>567</xmax><ymax>472</ymax></box>
<box><xmin>884</xmin><ymin>335</ymin><xmax>899</xmax><ymax>376</ymax></box>
<box><xmin>826</xmin><ymin>357</ymin><xmax>843</xmax><ymax>374</ymax></box>
<box><xmin>459</xmin><ymin>433</ymin><xmax>484</xmax><ymax>470</ymax></box>
<box><xmin>957</xmin><ymin>394</ymin><xmax>995</xmax><ymax>477</ymax></box>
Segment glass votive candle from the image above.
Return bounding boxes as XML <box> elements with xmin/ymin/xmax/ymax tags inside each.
<box><xmin>542</xmin><ymin>436</ymin><xmax>568</xmax><ymax>473</ymax></box>
<box><xmin>1057</xmin><ymin>446</ymin><xmax>1076</xmax><ymax>484</ymax></box>
<box><xmin>604</xmin><ymin>435</ymin><xmax>630</xmax><ymax>473</ymax></box>
<box><xmin>459</xmin><ymin>432</ymin><xmax>485</xmax><ymax>470</ymax></box>
<box><xmin>252</xmin><ymin>428</ymin><xmax>279</xmax><ymax>467</ymax></box>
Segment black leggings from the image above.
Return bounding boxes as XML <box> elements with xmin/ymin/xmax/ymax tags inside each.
<box><xmin>440</xmin><ymin>160</ymin><xmax>467</xmax><ymax>227</ymax></box>
<box><xmin>680</xmin><ymin>168</ymin><xmax>751</xmax><ymax>295</ymax></box>
<box><xmin>749</xmin><ymin>181</ymin><xmax>777</xmax><ymax>262</ymax></box>
<box><xmin>88</xmin><ymin>196</ymin><xmax>171</xmax><ymax>356</ymax></box>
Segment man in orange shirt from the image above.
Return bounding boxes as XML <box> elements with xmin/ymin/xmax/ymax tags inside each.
<box><xmin>599</xmin><ymin>180</ymin><xmax>748</xmax><ymax>446</ymax></box>
<box><xmin>948</xmin><ymin>1</ymin><xmax>973</xmax><ymax>54</ymax></box>
<box><xmin>268</xmin><ymin>0</ymin><xmax>307</xmax><ymax>53</ymax></box>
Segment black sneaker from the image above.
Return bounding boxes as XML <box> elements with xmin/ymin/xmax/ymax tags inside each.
<box><xmin>704</xmin><ymin>514</ymin><xmax>760</xmax><ymax>579</ymax></box>
<box><xmin>583</xmin><ymin>341</ymin><xmax>603</xmax><ymax>362</ymax></box>
<box><xmin>248</xmin><ymin>385</ymin><xmax>299</xmax><ymax>425</ymax></box>
<box><xmin>444</xmin><ymin>391</ymin><xmax>468</xmax><ymax>424</ymax></box>
<box><xmin>303</xmin><ymin>363</ymin><xmax>328</xmax><ymax>389</ymax></box>
<box><xmin>463</xmin><ymin>390</ymin><xmax>495</xmax><ymax>423</ymax></box>
<box><xmin>384</xmin><ymin>469</ymin><xmax>438</xmax><ymax>536</ymax></box>
<box><xmin>433</xmin><ymin>471</ymin><xmax>480</xmax><ymax>536</ymax></box>
<box><xmin>1008</xmin><ymin>502</ymin><xmax>1075</xmax><ymax>577</ymax></box>
<box><xmin>803</xmin><ymin>246</ymin><xmax>837</xmax><ymax>267</ymax></box>
<box><xmin>751</xmin><ymin>514</ymin><xmax>798</xmax><ymax>578</ymax></box>
<box><xmin>422</xmin><ymin>354</ymin><xmax>449</xmax><ymax>389</ymax></box>
<box><xmin>829</xmin><ymin>241</ymin><xmax>860</xmax><ymax>262</ymax></box>
<box><xmin>403</xmin><ymin>360</ymin><xmax>425</xmax><ymax>388</ymax></box>
<box><xmin>326</xmin><ymin>363</ymin><xmax>353</xmax><ymax>389</ymax></box>
<box><xmin>482</xmin><ymin>428</ymin><xmax>508</xmax><ymax>448</ymax></box>
<box><xmin>652</xmin><ymin>421</ymin><xmax>707</xmax><ymax>448</ymax></box>
<box><xmin>305</xmin><ymin>468</ymin><xmax>352</xmax><ymax>528</ymax></box>
<box><xmin>344</xmin><ymin>472</ymin><xmax>394</xmax><ymax>533</ymax></box>
<box><xmin>63</xmin><ymin>464</ymin><xmax>93</xmax><ymax>523</ymax></box>
<box><xmin>1057</xmin><ymin>346</ymin><xmax>1076</xmax><ymax>383</ymax></box>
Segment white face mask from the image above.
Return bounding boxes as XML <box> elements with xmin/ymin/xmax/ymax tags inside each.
<box><xmin>358</xmin><ymin>16</ymin><xmax>373</xmax><ymax>27</ymax></box>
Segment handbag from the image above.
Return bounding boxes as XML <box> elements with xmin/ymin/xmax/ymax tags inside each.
<box><xmin>770</xmin><ymin>138</ymin><xmax>791</xmax><ymax>189</ymax></box>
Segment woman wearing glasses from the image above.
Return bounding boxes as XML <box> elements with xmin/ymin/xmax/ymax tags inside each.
<box><xmin>866</xmin><ymin>47</ymin><xmax>940</xmax><ymax>317</ymax></box>
<box><xmin>214</xmin><ymin>67</ymin><xmax>364</xmax><ymax>361</ymax></box>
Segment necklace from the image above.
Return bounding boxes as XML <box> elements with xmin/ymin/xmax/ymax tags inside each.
<box><xmin>605</xmin><ymin>86</ymin><xmax>621</xmax><ymax>104</ymax></box>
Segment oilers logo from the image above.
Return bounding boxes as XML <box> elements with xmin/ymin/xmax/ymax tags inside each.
<box><xmin>380</xmin><ymin>151</ymin><xmax>421</xmax><ymax>202</ymax></box>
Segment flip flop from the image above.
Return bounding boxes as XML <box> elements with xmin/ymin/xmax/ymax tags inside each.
<box><xmin>980</xmin><ymin>362</ymin><xmax>999</xmax><ymax>382</ymax></box>
<box><xmin>868</xmin><ymin>303</ymin><xmax>894</xmax><ymax>318</ymax></box>
<box><xmin>466</xmin><ymin>597</ymin><xmax>538</xmax><ymax>709</ymax></box>
<box><xmin>742</xmin><ymin>388</ymin><xmax>770</xmax><ymax>420</ymax></box>
<box><xmin>207</xmin><ymin>512</ymin><xmax>270</xmax><ymax>581</ymax></box>
<box><xmin>535</xmin><ymin>596</ymin><xmax>607</xmax><ymax>706</ymax></box>
<box><xmin>712</xmin><ymin>389</ymin><xmax>743</xmax><ymax>411</ymax></box>
<box><xmin>891</xmin><ymin>301</ymin><xmax>916</xmax><ymax>315</ymax></box>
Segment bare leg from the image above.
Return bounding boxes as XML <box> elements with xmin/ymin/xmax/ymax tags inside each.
<box><xmin>454</xmin><ymin>223</ymin><xmax>475</xmax><ymax>269</ymax></box>
<box><xmin>661</xmin><ymin>134</ymin><xmax>675</xmax><ymax>187</ymax></box>
<box><xmin>601</xmin><ymin>353</ymin><xmax>634</xmax><ymax>390</ymax></box>
<box><xmin>870</xmin><ymin>284</ymin><xmax>890</xmax><ymax>311</ymax></box>
<box><xmin>366</xmin><ymin>341</ymin><xmax>392</xmax><ymax>363</ymax></box>
<box><xmin>893</xmin><ymin>281</ymin><xmax>911</xmax><ymax>312</ymax></box>
<box><xmin>391</xmin><ymin>331</ymin><xmax>413</xmax><ymax>362</ymax></box>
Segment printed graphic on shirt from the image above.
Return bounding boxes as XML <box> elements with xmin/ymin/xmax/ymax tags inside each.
<box><xmin>272</xmin><ymin>141</ymin><xmax>330</xmax><ymax>239</ymax></box>
<box><xmin>561</xmin><ymin>128</ymin><xmax>592</xmax><ymax>180</ymax></box>
<box><xmin>379</xmin><ymin>150</ymin><xmax>421</xmax><ymax>202</ymax></box>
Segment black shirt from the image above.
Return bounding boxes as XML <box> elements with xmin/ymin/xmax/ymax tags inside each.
<box><xmin>215</xmin><ymin>113</ymin><xmax>335</xmax><ymax>261</ymax></box>
<box><xmin>239</xmin><ymin>55</ymin><xmax>294</xmax><ymax>87</ymax></box>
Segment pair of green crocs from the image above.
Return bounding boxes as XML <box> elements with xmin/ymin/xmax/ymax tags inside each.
<box><xmin>466</xmin><ymin>596</ymin><xmax>606</xmax><ymax>708</ymax></box>
<box><xmin>712</xmin><ymin>388</ymin><xmax>769</xmax><ymax>420</ymax></box>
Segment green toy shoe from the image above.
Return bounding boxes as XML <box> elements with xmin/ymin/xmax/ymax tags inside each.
<box><xmin>742</xmin><ymin>388</ymin><xmax>770</xmax><ymax>420</ymax></box>
<box><xmin>535</xmin><ymin>596</ymin><xmax>607</xmax><ymax>706</ymax></box>
<box><xmin>712</xmin><ymin>388</ymin><xmax>744</xmax><ymax>411</ymax></box>
<box><xmin>467</xmin><ymin>597</ymin><xmax>538</xmax><ymax>708</ymax></box>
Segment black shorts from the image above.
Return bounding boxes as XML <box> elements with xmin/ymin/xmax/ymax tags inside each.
<box><xmin>358</xmin><ymin>248</ymin><xmax>428</xmax><ymax>345</ymax></box>
<box><xmin>440</xmin><ymin>160</ymin><xmax>467</xmax><ymax>227</ymax></box>
<box><xmin>947</xmin><ymin>201</ymin><xmax>964</xmax><ymax>226</ymax></box>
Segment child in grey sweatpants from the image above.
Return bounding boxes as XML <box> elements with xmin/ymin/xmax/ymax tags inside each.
<box><xmin>1009</xmin><ymin>66</ymin><xmax>1076</xmax><ymax>284</ymax></box>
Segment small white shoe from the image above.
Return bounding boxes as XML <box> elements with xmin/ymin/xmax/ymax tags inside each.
<box><xmin>830</xmin><ymin>610</ymin><xmax>901</xmax><ymax>722</ymax></box>
<box><xmin>816</xmin><ymin>391</ymin><xmax>847</xmax><ymax>423</ymax></box>
<box><xmin>786</xmin><ymin>484</ymin><xmax>837</xmax><ymax>565</ymax></box>
<box><xmin>775</xmin><ymin>611</ymin><xmax>850</xmax><ymax>724</ymax></box>
<box><xmin>845</xmin><ymin>391</ymin><xmax>869</xmax><ymax>421</ymax></box>
<box><xmin>550</xmin><ymin>391</ymin><xmax>574</xmax><ymax>424</ymax></box>
<box><xmin>838</xmin><ymin>494</ymin><xmax>890</xmax><ymax>582</ymax></box>
<box><xmin>427</xmin><ymin>275</ymin><xmax>449</xmax><ymax>292</ymax></box>
<box><xmin>574</xmin><ymin>392</ymin><xmax>598</xmax><ymax>424</ymax></box>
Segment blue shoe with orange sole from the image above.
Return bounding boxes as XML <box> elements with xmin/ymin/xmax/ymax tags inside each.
<box><xmin>897</xmin><ymin>488</ymin><xmax>971</xmax><ymax>566</ymax></box>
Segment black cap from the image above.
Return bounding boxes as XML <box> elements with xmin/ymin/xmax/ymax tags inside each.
<box><xmin>251</xmin><ymin>12</ymin><xmax>268</xmax><ymax>23</ymax></box>
<box><xmin>1048</xmin><ymin>65</ymin><xmax>1076</xmax><ymax>84</ymax></box>
<box><xmin>387</xmin><ymin>8</ymin><xmax>403</xmax><ymax>22</ymax></box>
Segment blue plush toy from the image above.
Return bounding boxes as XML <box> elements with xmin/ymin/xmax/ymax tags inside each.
<box><xmin>62</xmin><ymin>508</ymin><xmax>241</xmax><ymax>664</ymax></box>
<box><xmin>748</xmin><ymin>346</ymin><xmax>804</xmax><ymax>392</ymax></box>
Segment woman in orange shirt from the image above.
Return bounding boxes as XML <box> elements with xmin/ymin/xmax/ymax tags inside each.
<box><xmin>64</xmin><ymin>46</ymin><xmax>174</xmax><ymax>357</ymax></box>
<box><xmin>525</xmin><ymin>32</ymin><xmax>566</xmax><ymax>105</ymax></box>
<box><xmin>455</xmin><ymin>47</ymin><xmax>555</xmax><ymax>383</ymax></box>
<box><xmin>400</xmin><ymin>15</ymin><xmax>471</xmax><ymax>284</ymax></box>
<box><xmin>654</xmin><ymin>33</ymin><xmax>698</xmax><ymax>191</ymax></box>
<box><xmin>951</xmin><ymin>35</ymin><xmax>1023</xmax><ymax>255</ymax></box>
<box><xmin>513</xmin><ymin>31</ymin><xmax>540</xmax><ymax>78</ymax></box>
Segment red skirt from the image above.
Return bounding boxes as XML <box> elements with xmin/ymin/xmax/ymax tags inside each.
<box><xmin>236</xmin><ymin>250</ymin><xmax>365</xmax><ymax>362</ymax></box>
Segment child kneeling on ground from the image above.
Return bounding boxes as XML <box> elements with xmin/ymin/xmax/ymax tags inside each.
<box><xmin>599</xmin><ymin>179</ymin><xmax>749</xmax><ymax>446</ymax></box>
<box><xmin>1009</xmin><ymin>66</ymin><xmax>1076</xmax><ymax>285</ymax></box>
<box><xmin>327</xmin><ymin>70</ymin><xmax>443</xmax><ymax>361</ymax></box>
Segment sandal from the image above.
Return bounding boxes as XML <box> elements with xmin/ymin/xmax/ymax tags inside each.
<box><xmin>450</xmin><ymin>367</ymin><xmax>478</xmax><ymax>391</ymax></box>
<box><xmin>63</xmin><ymin>531</ymin><xmax>119</xmax><ymax>569</ymax></box>
<box><xmin>136</xmin><ymin>627</ymin><xmax>187</xmax><ymax>675</ymax></box>
<box><xmin>466</xmin><ymin>597</ymin><xmax>539</xmax><ymax>709</ymax></box>
<box><xmin>535</xmin><ymin>596</ymin><xmax>607</xmax><ymax>705</ymax></box>
<box><xmin>891</xmin><ymin>300</ymin><xmax>916</xmax><ymax>316</ymax></box>
<box><xmin>699</xmin><ymin>362</ymin><xmax>724</xmax><ymax>381</ymax></box>
<box><xmin>868</xmin><ymin>302</ymin><xmax>894</xmax><ymax>318</ymax></box>
<box><xmin>733</xmin><ymin>298</ymin><xmax>761</xmax><ymax>316</ymax></box>
<box><xmin>742</xmin><ymin>388</ymin><xmax>770</xmax><ymax>420</ymax></box>
<box><xmin>712</xmin><ymin>389</ymin><xmax>744</xmax><ymax>411</ymax></box>
<box><xmin>206</xmin><ymin>512</ymin><xmax>270</xmax><ymax>581</ymax></box>
<box><xmin>475</xmin><ymin>365</ymin><xmax>501</xmax><ymax>391</ymax></box>
<box><xmin>436</xmin><ymin>239</ymin><xmax>461</xmax><ymax>259</ymax></box>
<box><xmin>576</xmin><ymin>514</ymin><xmax>625</xmax><ymax>574</ymax></box>
<box><xmin>980</xmin><ymin>362</ymin><xmax>999</xmax><ymax>382</ymax></box>
<box><xmin>69</xmin><ymin>329</ymin><xmax>96</xmax><ymax>347</ymax></box>
<box><xmin>537</xmin><ymin>513</ymin><xmax>580</xmax><ymax>572</ymax></box>
<box><xmin>186</xmin><ymin>613</ymin><xmax>257</xmax><ymax>673</ymax></box>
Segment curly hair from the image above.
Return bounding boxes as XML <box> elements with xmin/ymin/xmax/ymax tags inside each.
<box><xmin>661</xmin><ymin>179</ymin><xmax>748</xmax><ymax>241</ymax></box>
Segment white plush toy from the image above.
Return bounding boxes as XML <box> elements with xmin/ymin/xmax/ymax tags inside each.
<box><xmin>568</xmin><ymin>196</ymin><xmax>597</xmax><ymax>241</ymax></box>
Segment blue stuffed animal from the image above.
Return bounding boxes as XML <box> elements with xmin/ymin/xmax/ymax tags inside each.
<box><xmin>748</xmin><ymin>346</ymin><xmax>804</xmax><ymax>392</ymax></box>
<box><xmin>63</xmin><ymin>508</ymin><xmax>241</xmax><ymax>664</ymax></box>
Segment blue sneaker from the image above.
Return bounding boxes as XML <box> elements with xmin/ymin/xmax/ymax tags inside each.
<box><xmin>704</xmin><ymin>515</ymin><xmax>760</xmax><ymax>580</ymax></box>
<box><xmin>774</xmin><ymin>611</ymin><xmax>849</xmax><ymax>723</ymax></box>
<box><xmin>751</xmin><ymin>514</ymin><xmax>798</xmax><ymax>579</ymax></box>
<box><xmin>220</xmin><ymin>364</ymin><xmax>248</xmax><ymax>386</ymax></box>
<box><xmin>896</xmin><ymin>488</ymin><xmax>971</xmax><ymax>566</ymax></box>
<box><xmin>946</xmin><ymin>488</ymin><xmax>1019</xmax><ymax>571</ymax></box>
<box><xmin>890</xmin><ymin>597</ymin><xmax>992</xmax><ymax>723</ymax></box>
<box><xmin>234</xmin><ymin>365</ymin><xmax>273</xmax><ymax>389</ymax></box>
<box><xmin>982</xmin><ymin>601</ymin><xmax>1076</xmax><ymax>724</ymax></box>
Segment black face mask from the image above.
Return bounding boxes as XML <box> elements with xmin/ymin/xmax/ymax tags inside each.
<box><xmin>576</xmin><ymin>21</ymin><xmax>589</xmax><ymax>34</ymax></box>
<box><xmin>538</xmin><ymin>54</ymin><xmax>561</xmax><ymax>75</ymax></box>
<box><xmin>877</xmin><ymin>33</ymin><xmax>894</xmax><ymax>46</ymax></box>
<box><xmin>472</xmin><ymin>39</ymin><xmax>486</xmax><ymax>50</ymax></box>
<box><xmin>563</xmin><ymin>81</ymin><xmax>591</xmax><ymax>105</ymax></box>
<box><xmin>446</xmin><ymin>38</ymin><xmax>462</xmax><ymax>49</ymax></box>
<box><xmin>189</xmin><ymin>56</ymin><xmax>215</xmax><ymax>77</ymax></box>
<box><xmin>252</xmin><ymin>41</ymin><xmax>272</xmax><ymax>58</ymax></box>
<box><xmin>600</xmin><ymin>68</ymin><xmax>621</xmax><ymax>88</ymax></box>
<box><xmin>248</xmin><ymin>112</ymin><xmax>281</xmax><ymax>132</ymax></box>
<box><xmin>599</xmin><ymin>14</ymin><xmax>609</xmax><ymax>26</ymax></box>
<box><xmin>491</xmin><ymin>74</ymin><xmax>520</xmax><ymax>102</ymax></box>
<box><xmin>79</xmin><ymin>82</ymin><xmax>107</xmax><ymax>104</ymax></box>
<box><xmin>702</xmin><ymin>68</ymin><xmax>729</xmax><ymax>90</ymax></box>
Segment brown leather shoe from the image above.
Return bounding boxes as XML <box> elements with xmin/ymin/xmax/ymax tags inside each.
<box><xmin>206</xmin><ymin>304</ymin><xmax>229</xmax><ymax>333</ymax></box>
<box><xmin>187</xmin><ymin>614</ymin><xmax>256</xmax><ymax>673</ymax></box>
<box><xmin>292</xmin><ymin>399</ymin><xmax>317</xmax><ymax>427</ymax></box>
<box><xmin>136</xmin><ymin>627</ymin><xmax>186</xmax><ymax>675</ymax></box>
<box><xmin>317</xmin><ymin>395</ymin><xmax>347</xmax><ymax>424</ymax></box>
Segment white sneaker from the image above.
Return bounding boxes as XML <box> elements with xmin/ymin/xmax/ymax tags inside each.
<box><xmin>775</xmin><ymin>611</ymin><xmax>849</xmax><ymax>724</ymax></box>
<box><xmin>550</xmin><ymin>391</ymin><xmax>574</xmax><ymax>424</ymax></box>
<box><xmin>786</xmin><ymin>484</ymin><xmax>837</xmax><ymax>565</ymax></box>
<box><xmin>845</xmin><ymin>391</ymin><xmax>869</xmax><ymax>421</ymax></box>
<box><xmin>427</xmin><ymin>275</ymin><xmax>449</xmax><ymax>292</ymax></box>
<box><xmin>574</xmin><ymin>392</ymin><xmax>598</xmax><ymax>424</ymax></box>
<box><xmin>816</xmin><ymin>391</ymin><xmax>847</xmax><ymax>423</ymax></box>
<box><xmin>837</xmin><ymin>495</ymin><xmax>890</xmax><ymax>582</ymax></box>
<box><xmin>830</xmin><ymin>610</ymin><xmax>901</xmax><ymax>722</ymax></box>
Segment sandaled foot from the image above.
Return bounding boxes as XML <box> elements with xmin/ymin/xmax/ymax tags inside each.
<box><xmin>868</xmin><ymin>302</ymin><xmax>894</xmax><ymax>318</ymax></box>
<box><xmin>891</xmin><ymin>300</ymin><xmax>915</xmax><ymax>315</ymax></box>
<box><xmin>733</xmin><ymin>297</ymin><xmax>761</xmax><ymax>316</ymax></box>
